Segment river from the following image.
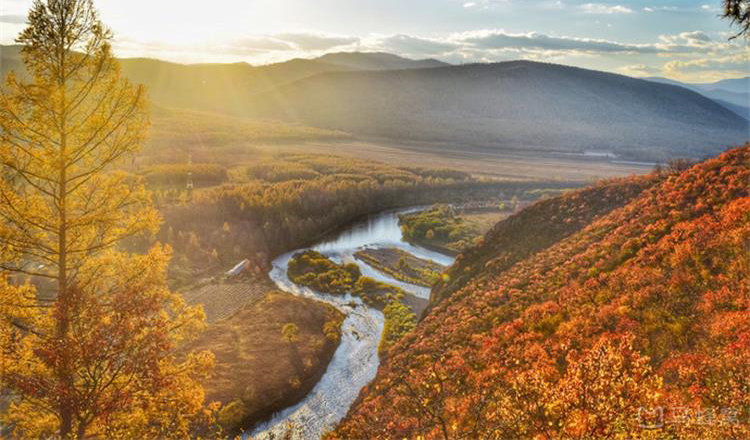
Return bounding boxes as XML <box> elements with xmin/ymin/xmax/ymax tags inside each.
<box><xmin>247</xmin><ymin>207</ymin><xmax>455</xmax><ymax>439</ymax></box>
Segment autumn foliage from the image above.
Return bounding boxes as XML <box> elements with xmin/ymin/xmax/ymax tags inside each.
<box><xmin>331</xmin><ymin>145</ymin><xmax>750</xmax><ymax>439</ymax></box>
<box><xmin>0</xmin><ymin>1</ymin><xmax>216</xmax><ymax>437</ymax></box>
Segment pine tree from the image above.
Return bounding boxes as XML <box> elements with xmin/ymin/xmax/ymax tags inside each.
<box><xmin>0</xmin><ymin>1</ymin><xmax>215</xmax><ymax>437</ymax></box>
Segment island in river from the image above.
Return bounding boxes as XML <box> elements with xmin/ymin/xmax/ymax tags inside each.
<box><xmin>354</xmin><ymin>247</ymin><xmax>445</xmax><ymax>288</ymax></box>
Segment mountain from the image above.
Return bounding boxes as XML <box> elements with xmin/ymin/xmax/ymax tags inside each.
<box><xmin>315</xmin><ymin>52</ymin><xmax>449</xmax><ymax>71</ymax></box>
<box><xmin>645</xmin><ymin>76</ymin><xmax>749</xmax><ymax>119</ymax></box>
<box><xmin>248</xmin><ymin>61</ymin><xmax>748</xmax><ymax>161</ymax></box>
<box><xmin>331</xmin><ymin>145</ymin><xmax>750</xmax><ymax>440</ymax></box>
<box><xmin>116</xmin><ymin>57</ymin><xmax>358</xmax><ymax>115</ymax></box>
<box><xmin>1</xmin><ymin>45</ymin><xmax>745</xmax><ymax>161</ymax></box>
<box><xmin>696</xmin><ymin>76</ymin><xmax>749</xmax><ymax>94</ymax></box>
<box><xmin>0</xmin><ymin>45</ymin><xmax>448</xmax><ymax>118</ymax></box>
<box><xmin>713</xmin><ymin>98</ymin><xmax>750</xmax><ymax>120</ymax></box>
<box><xmin>646</xmin><ymin>76</ymin><xmax>749</xmax><ymax>95</ymax></box>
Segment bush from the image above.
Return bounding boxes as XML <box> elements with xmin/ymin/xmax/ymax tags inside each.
<box><xmin>217</xmin><ymin>399</ymin><xmax>248</xmax><ymax>430</ymax></box>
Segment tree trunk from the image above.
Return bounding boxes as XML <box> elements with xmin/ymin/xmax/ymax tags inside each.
<box><xmin>57</xmin><ymin>22</ymin><xmax>73</xmax><ymax>436</ymax></box>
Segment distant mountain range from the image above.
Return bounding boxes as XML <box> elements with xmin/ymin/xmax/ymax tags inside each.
<box><xmin>644</xmin><ymin>76</ymin><xmax>749</xmax><ymax>120</ymax></box>
<box><xmin>245</xmin><ymin>61</ymin><xmax>746</xmax><ymax>161</ymax></box>
<box><xmin>314</xmin><ymin>52</ymin><xmax>448</xmax><ymax>71</ymax></box>
<box><xmin>0</xmin><ymin>45</ymin><xmax>746</xmax><ymax>161</ymax></box>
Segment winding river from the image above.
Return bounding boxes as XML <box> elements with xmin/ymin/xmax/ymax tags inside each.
<box><xmin>247</xmin><ymin>207</ymin><xmax>455</xmax><ymax>439</ymax></box>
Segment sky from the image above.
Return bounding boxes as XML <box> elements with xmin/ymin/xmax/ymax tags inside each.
<box><xmin>0</xmin><ymin>0</ymin><xmax>748</xmax><ymax>82</ymax></box>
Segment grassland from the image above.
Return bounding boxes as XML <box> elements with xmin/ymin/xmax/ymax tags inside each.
<box><xmin>183</xmin><ymin>290</ymin><xmax>344</xmax><ymax>433</ymax></box>
<box><xmin>137</xmin><ymin>106</ymin><xmax>350</xmax><ymax>168</ymax></box>
<box><xmin>137</xmin><ymin>106</ymin><xmax>653</xmax><ymax>184</ymax></box>
<box><xmin>354</xmin><ymin>248</ymin><xmax>445</xmax><ymax>287</ymax></box>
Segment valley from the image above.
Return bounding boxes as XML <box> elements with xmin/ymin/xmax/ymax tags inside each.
<box><xmin>1</xmin><ymin>1</ymin><xmax>748</xmax><ymax>437</ymax></box>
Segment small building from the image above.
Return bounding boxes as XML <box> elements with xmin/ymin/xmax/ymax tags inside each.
<box><xmin>225</xmin><ymin>259</ymin><xmax>250</xmax><ymax>277</ymax></box>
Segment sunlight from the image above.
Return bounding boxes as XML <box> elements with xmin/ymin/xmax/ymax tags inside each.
<box><xmin>0</xmin><ymin>0</ymin><xmax>747</xmax><ymax>438</ymax></box>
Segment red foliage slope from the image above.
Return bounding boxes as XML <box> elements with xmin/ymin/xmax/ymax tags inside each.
<box><xmin>431</xmin><ymin>173</ymin><xmax>659</xmax><ymax>305</ymax></box>
<box><xmin>331</xmin><ymin>145</ymin><xmax>750</xmax><ymax>440</ymax></box>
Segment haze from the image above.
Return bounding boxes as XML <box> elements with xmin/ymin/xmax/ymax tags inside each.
<box><xmin>1</xmin><ymin>0</ymin><xmax>747</xmax><ymax>81</ymax></box>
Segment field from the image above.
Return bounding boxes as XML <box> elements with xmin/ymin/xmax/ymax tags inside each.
<box><xmin>138</xmin><ymin>106</ymin><xmax>350</xmax><ymax>167</ymax></box>
<box><xmin>181</xmin><ymin>280</ymin><xmax>271</xmax><ymax>323</ymax></box>
<box><xmin>262</xmin><ymin>139</ymin><xmax>656</xmax><ymax>182</ymax></box>
<box><xmin>354</xmin><ymin>248</ymin><xmax>445</xmax><ymax>287</ymax></box>
<box><xmin>183</xmin><ymin>290</ymin><xmax>344</xmax><ymax>433</ymax></box>
<box><xmin>136</xmin><ymin>106</ymin><xmax>654</xmax><ymax>185</ymax></box>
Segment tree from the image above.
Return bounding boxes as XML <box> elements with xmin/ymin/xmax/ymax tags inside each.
<box><xmin>0</xmin><ymin>1</ymin><xmax>214</xmax><ymax>437</ymax></box>
<box><xmin>281</xmin><ymin>323</ymin><xmax>300</xmax><ymax>343</ymax></box>
<box><xmin>397</xmin><ymin>256</ymin><xmax>409</xmax><ymax>271</ymax></box>
<box><xmin>723</xmin><ymin>0</ymin><xmax>750</xmax><ymax>38</ymax></box>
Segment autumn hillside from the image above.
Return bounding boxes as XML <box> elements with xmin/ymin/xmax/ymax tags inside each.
<box><xmin>331</xmin><ymin>145</ymin><xmax>750</xmax><ymax>439</ymax></box>
<box><xmin>429</xmin><ymin>173</ymin><xmax>661</xmax><ymax>305</ymax></box>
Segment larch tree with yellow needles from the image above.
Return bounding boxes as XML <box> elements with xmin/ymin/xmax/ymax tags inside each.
<box><xmin>0</xmin><ymin>0</ymin><xmax>217</xmax><ymax>438</ymax></box>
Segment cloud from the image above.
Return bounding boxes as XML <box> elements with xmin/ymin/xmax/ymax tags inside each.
<box><xmin>580</xmin><ymin>3</ymin><xmax>633</xmax><ymax>14</ymax></box>
<box><xmin>664</xmin><ymin>52</ymin><xmax>750</xmax><ymax>76</ymax></box>
<box><xmin>213</xmin><ymin>33</ymin><xmax>359</xmax><ymax>56</ymax></box>
<box><xmin>378</xmin><ymin>34</ymin><xmax>458</xmax><ymax>56</ymax></box>
<box><xmin>274</xmin><ymin>33</ymin><xmax>359</xmax><ymax>51</ymax></box>
<box><xmin>226</xmin><ymin>36</ymin><xmax>295</xmax><ymax>53</ymax></box>
<box><xmin>108</xmin><ymin>26</ymin><xmax>747</xmax><ymax>82</ymax></box>
<box><xmin>659</xmin><ymin>31</ymin><xmax>712</xmax><ymax>47</ymax></box>
<box><xmin>0</xmin><ymin>14</ymin><xmax>26</xmax><ymax>24</ymax></box>
<box><xmin>454</xmin><ymin>30</ymin><xmax>659</xmax><ymax>54</ymax></box>
<box><xmin>618</xmin><ymin>64</ymin><xmax>662</xmax><ymax>76</ymax></box>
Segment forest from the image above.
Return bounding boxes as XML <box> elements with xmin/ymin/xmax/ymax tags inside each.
<box><xmin>155</xmin><ymin>154</ymin><xmax>563</xmax><ymax>287</ymax></box>
<box><xmin>399</xmin><ymin>205</ymin><xmax>481</xmax><ymax>252</ymax></box>
<box><xmin>331</xmin><ymin>146</ymin><xmax>750</xmax><ymax>440</ymax></box>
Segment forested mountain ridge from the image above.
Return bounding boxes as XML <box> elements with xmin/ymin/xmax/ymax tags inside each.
<box><xmin>247</xmin><ymin>61</ymin><xmax>748</xmax><ymax>161</ymax></box>
<box><xmin>331</xmin><ymin>145</ymin><xmax>750</xmax><ymax>439</ymax></box>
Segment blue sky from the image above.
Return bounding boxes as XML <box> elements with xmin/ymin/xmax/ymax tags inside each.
<box><xmin>0</xmin><ymin>0</ymin><xmax>747</xmax><ymax>81</ymax></box>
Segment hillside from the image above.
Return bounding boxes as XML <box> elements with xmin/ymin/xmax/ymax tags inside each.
<box><xmin>331</xmin><ymin>146</ymin><xmax>750</xmax><ymax>439</ymax></box>
<box><xmin>646</xmin><ymin>76</ymin><xmax>748</xmax><ymax>96</ymax></box>
<box><xmin>429</xmin><ymin>174</ymin><xmax>660</xmax><ymax>305</ymax></box>
<box><xmin>0</xmin><ymin>45</ymin><xmax>443</xmax><ymax>116</ymax></box>
<box><xmin>645</xmin><ymin>76</ymin><xmax>749</xmax><ymax>119</ymax></box>
<box><xmin>117</xmin><ymin>57</ymin><xmax>355</xmax><ymax>115</ymax></box>
<box><xmin>247</xmin><ymin>62</ymin><xmax>748</xmax><ymax>161</ymax></box>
